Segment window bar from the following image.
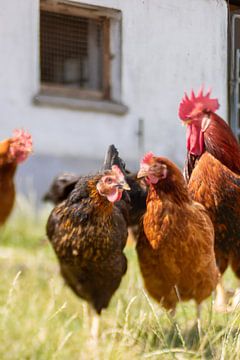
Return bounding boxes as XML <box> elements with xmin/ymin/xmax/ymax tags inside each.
<box><xmin>102</xmin><ymin>17</ymin><xmax>111</xmax><ymax>100</ymax></box>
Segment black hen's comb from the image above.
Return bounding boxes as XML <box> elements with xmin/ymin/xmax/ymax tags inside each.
<box><xmin>102</xmin><ymin>144</ymin><xmax>128</xmax><ymax>175</ymax></box>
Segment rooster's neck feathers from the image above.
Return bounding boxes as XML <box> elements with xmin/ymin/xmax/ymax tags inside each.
<box><xmin>185</xmin><ymin>112</ymin><xmax>240</xmax><ymax>180</ymax></box>
<box><xmin>204</xmin><ymin>113</ymin><xmax>240</xmax><ymax>175</ymax></box>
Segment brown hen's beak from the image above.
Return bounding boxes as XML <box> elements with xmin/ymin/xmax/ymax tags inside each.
<box><xmin>122</xmin><ymin>182</ymin><xmax>130</xmax><ymax>191</ymax></box>
<box><xmin>0</xmin><ymin>139</ymin><xmax>11</xmax><ymax>155</ymax></box>
<box><xmin>116</xmin><ymin>181</ymin><xmax>130</xmax><ymax>191</ymax></box>
<box><xmin>137</xmin><ymin>168</ymin><xmax>148</xmax><ymax>179</ymax></box>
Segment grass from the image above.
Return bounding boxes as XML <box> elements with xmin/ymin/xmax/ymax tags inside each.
<box><xmin>1</xmin><ymin>196</ymin><xmax>240</xmax><ymax>359</ymax></box>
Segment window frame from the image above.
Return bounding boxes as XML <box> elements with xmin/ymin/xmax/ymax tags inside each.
<box><xmin>36</xmin><ymin>0</ymin><xmax>128</xmax><ymax>114</ymax></box>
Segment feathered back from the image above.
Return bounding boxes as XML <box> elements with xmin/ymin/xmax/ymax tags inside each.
<box><xmin>43</xmin><ymin>173</ymin><xmax>80</xmax><ymax>205</ymax></box>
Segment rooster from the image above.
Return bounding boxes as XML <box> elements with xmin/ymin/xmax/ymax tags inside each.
<box><xmin>0</xmin><ymin>129</ymin><xmax>33</xmax><ymax>225</ymax></box>
<box><xmin>179</xmin><ymin>88</ymin><xmax>240</xmax><ymax>310</ymax></box>
<box><xmin>46</xmin><ymin>164</ymin><xmax>130</xmax><ymax>337</ymax></box>
<box><xmin>136</xmin><ymin>152</ymin><xmax>218</xmax><ymax>315</ymax></box>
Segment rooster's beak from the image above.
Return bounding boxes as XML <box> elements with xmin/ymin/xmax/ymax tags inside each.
<box><xmin>137</xmin><ymin>169</ymin><xmax>148</xmax><ymax>179</ymax></box>
<box><xmin>182</xmin><ymin>119</ymin><xmax>192</xmax><ymax>126</ymax></box>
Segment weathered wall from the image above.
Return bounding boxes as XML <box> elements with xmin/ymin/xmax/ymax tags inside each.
<box><xmin>0</xmin><ymin>0</ymin><xmax>228</xmax><ymax>196</ymax></box>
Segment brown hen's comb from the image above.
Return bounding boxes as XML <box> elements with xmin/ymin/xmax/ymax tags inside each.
<box><xmin>12</xmin><ymin>129</ymin><xmax>32</xmax><ymax>148</ymax></box>
<box><xmin>10</xmin><ymin>129</ymin><xmax>33</xmax><ymax>163</ymax></box>
<box><xmin>178</xmin><ymin>87</ymin><xmax>220</xmax><ymax>120</ymax></box>
<box><xmin>141</xmin><ymin>152</ymin><xmax>154</xmax><ymax>165</ymax></box>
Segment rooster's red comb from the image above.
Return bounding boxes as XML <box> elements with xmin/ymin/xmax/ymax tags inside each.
<box><xmin>178</xmin><ymin>87</ymin><xmax>220</xmax><ymax>120</ymax></box>
<box><xmin>141</xmin><ymin>152</ymin><xmax>154</xmax><ymax>165</ymax></box>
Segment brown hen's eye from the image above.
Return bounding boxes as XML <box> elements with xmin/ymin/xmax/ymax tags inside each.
<box><xmin>105</xmin><ymin>177</ymin><xmax>112</xmax><ymax>184</ymax></box>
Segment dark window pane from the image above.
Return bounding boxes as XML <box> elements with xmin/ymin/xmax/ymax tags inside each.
<box><xmin>40</xmin><ymin>10</ymin><xmax>104</xmax><ymax>91</ymax></box>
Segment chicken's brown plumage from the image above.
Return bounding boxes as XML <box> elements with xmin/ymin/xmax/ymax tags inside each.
<box><xmin>188</xmin><ymin>152</ymin><xmax>240</xmax><ymax>276</ymax></box>
<box><xmin>136</xmin><ymin>154</ymin><xmax>218</xmax><ymax>310</ymax></box>
<box><xmin>0</xmin><ymin>162</ymin><xmax>16</xmax><ymax>225</ymax></box>
<box><xmin>46</xmin><ymin>171</ymin><xmax>129</xmax><ymax>314</ymax></box>
<box><xmin>180</xmin><ymin>89</ymin><xmax>240</xmax><ymax>280</ymax></box>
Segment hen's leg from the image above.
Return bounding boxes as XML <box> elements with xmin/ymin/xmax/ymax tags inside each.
<box><xmin>228</xmin><ymin>255</ymin><xmax>240</xmax><ymax>311</ymax></box>
<box><xmin>87</xmin><ymin>306</ymin><xmax>100</xmax><ymax>340</ymax></box>
<box><xmin>213</xmin><ymin>250</ymin><xmax>229</xmax><ymax>311</ymax></box>
<box><xmin>214</xmin><ymin>278</ymin><xmax>229</xmax><ymax>312</ymax></box>
<box><xmin>196</xmin><ymin>303</ymin><xmax>202</xmax><ymax>337</ymax></box>
<box><xmin>229</xmin><ymin>284</ymin><xmax>240</xmax><ymax>311</ymax></box>
<box><xmin>228</xmin><ymin>255</ymin><xmax>240</xmax><ymax>310</ymax></box>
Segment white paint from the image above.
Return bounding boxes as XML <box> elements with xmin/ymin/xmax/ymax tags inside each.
<box><xmin>0</xmin><ymin>0</ymin><xmax>228</xmax><ymax>166</ymax></box>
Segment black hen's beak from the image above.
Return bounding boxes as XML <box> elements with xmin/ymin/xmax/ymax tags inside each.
<box><xmin>115</xmin><ymin>181</ymin><xmax>130</xmax><ymax>191</ymax></box>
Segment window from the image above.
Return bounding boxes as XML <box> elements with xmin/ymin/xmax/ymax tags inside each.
<box><xmin>37</xmin><ymin>1</ymin><xmax>127</xmax><ymax>114</ymax></box>
<box><xmin>229</xmin><ymin>3</ymin><xmax>240</xmax><ymax>140</ymax></box>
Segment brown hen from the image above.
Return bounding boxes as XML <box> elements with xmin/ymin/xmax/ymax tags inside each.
<box><xmin>0</xmin><ymin>130</ymin><xmax>32</xmax><ymax>225</ymax></box>
<box><xmin>136</xmin><ymin>153</ymin><xmax>218</xmax><ymax>313</ymax></box>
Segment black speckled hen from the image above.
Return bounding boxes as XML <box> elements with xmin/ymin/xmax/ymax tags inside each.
<box><xmin>46</xmin><ymin>164</ymin><xmax>130</xmax><ymax>336</ymax></box>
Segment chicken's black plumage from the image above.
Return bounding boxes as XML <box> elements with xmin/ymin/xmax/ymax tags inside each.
<box><xmin>43</xmin><ymin>173</ymin><xmax>80</xmax><ymax>205</ymax></box>
<box><xmin>44</xmin><ymin>145</ymin><xmax>147</xmax><ymax>228</ymax></box>
<box><xmin>46</xmin><ymin>171</ymin><xmax>129</xmax><ymax>314</ymax></box>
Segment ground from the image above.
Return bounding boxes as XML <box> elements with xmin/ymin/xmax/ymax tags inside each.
<box><xmin>0</xmin><ymin>195</ymin><xmax>240</xmax><ymax>360</ymax></box>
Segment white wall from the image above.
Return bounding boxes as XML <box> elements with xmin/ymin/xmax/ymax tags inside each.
<box><xmin>0</xmin><ymin>0</ymin><xmax>228</xmax><ymax>166</ymax></box>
